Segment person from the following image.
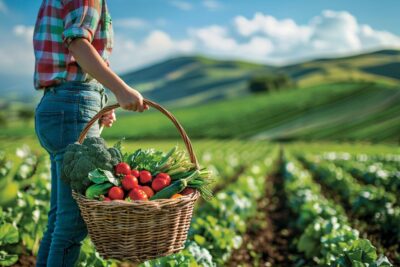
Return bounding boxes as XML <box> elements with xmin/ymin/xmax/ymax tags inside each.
<box><xmin>33</xmin><ymin>0</ymin><xmax>148</xmax><ymax>266</ymax></box>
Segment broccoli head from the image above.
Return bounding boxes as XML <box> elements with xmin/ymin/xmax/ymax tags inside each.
<box><xmin>61</xmin><ymin>137</ymin><xmax>122</xmax><ymax>194</ymax></box>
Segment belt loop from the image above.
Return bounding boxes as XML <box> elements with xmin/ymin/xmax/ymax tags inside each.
<box><xmin>99</xmin><ymin>87</ymin><xmax>108</xmax><ymax>108</ymax></box>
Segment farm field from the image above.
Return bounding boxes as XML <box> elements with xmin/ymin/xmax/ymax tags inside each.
<box><xmin>3</xmin><ymin>81</ymin><xmax>400</xmax><ymax>143</ymax></box>
<box><xmin>0</xmin><ymin>137</ymin><xmax>398</xmax><ymax>266</ymax></box>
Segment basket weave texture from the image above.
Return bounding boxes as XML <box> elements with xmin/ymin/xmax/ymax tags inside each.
<box><xmin>72</xmin><ymin>100</ymin><xmax>200</xmax><ymax>263</ymax></box>
<box><xmin>72</xmin><ymin>191</ymin><xmax>199</xmax><ymax>262</ymax></box>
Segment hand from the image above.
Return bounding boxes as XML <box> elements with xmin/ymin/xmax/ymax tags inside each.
<box><xmin>101</xmin><ymin>109</ymin><xmax>116</xmax><ymax>128</ymax></box>
<box><xmin>115</xmin><ymin>87</ymin><xmax>149</xmax><ymax>112</ymax></box>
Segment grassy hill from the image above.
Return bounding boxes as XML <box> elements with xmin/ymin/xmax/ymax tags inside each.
<box><xmin>1</xmin><ymin>49</ymin><xmax>399</xmax><ymax>108</ymax></box>
<box><xmin>282</xmin><ymin>49</ymin><xmax>400</xmax><ymax>87</ymax></box>
<box><xmin>2</xmin><ymin>81</ymin><xmax>399</xmax><ymax>142</ymax></box>
<box><xmin>99</xmin><ymin>81</ymin><xmax>400</xmax><ymax>143</ymax></box>
<box><xmin>1</xmin><ymin>50</ymin><xmax>400</xmax><ymax>143</ymax></box>
<box><xmin>121</xmin><ymin>49</ymin><xmax>400</xmax><ymax>107</ymax></box>
<box><xmin>121</xmin><ymin>56</ymin><xmax>273</xmax><ymax>107</ymax></box>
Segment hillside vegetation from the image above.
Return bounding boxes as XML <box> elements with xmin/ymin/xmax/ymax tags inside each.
<box><xmin>120</xmin><ymin>49</ymin><xmax>400</xmax><ymax>107</ymax></box>
<box><xmin>102</xmin><ymin>82</ymin><xmax>400</xmax><ymax>142</ymax></box>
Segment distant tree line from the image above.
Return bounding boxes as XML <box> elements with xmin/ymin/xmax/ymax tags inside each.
<box><xmin>248</xmin><ymin>73</ymin><xmax>294</xmax><ymax>93</ymax></box>
<box><xmin>0</xmin><ymin>107</ymin><xmax>34</xmax><ymax>127</ymax></box>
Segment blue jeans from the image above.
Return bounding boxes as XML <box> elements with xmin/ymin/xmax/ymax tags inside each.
<box><xmin>35</xmin><ymin>81</ymin><xmax>108</xmax><ymax>267</ymax></box>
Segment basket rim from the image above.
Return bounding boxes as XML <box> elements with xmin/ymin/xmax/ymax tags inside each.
<box><xmin>72</xmin><ymin>189</ymin><xmax>200</xmax><ymax>207</ymax></box>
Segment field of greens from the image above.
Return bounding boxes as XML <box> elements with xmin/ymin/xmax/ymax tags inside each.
<box><xmin>2</xmin><ymin>82</ymin><xmax>400</xmax><ymax>143</ymax></box>
<box><xmin>0</xmin><ymin>137</ymin><xmax>399</xmax><ymax>266</ymax></box>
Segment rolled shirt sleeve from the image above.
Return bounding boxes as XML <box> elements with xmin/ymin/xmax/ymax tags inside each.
<box><xmin>62</xmin><ymin>0</ymin><xmax>102</xmax><ymax>46</ymax></box>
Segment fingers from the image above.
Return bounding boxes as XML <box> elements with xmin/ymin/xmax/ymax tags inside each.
<box><xmin>101</xmin><ymin>109</ymin><xmax>116</xmax><ymax>127</ymax></box>
<box><xmin>137</xmin><ymin>97</ymin><xmax>144</xmax><ymax>113</ymax></box>
<box><xmin>101</xmin><ymin>119</ymin><xmax>113</xmax><ymax>127</ymax></box>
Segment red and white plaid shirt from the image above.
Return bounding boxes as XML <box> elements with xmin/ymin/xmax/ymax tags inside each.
<box><xmin>33</xmin><ymin>0</ymin><xmax>113</xmax><ymax>89</ymax></box>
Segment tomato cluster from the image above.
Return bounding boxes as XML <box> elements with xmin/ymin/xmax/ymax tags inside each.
<box><xmin>104</xmin><ymin>162</ymin><xmax>172</xmax><ymax>201</ymax></box>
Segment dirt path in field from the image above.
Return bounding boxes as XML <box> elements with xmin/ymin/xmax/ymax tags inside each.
<box><xmin>298</xmin><ymin>159</ymin><xmax>400</xmax><ymax>265</ymax></box>
<box><xmin>11</xmin><ymin>250</ymin><xmax>36</xmax><ymax>267</ymax></box>
<box><xmin>227</xmin><ymin>157</ymin><xmax>298</xmax><ymax>267</ymax></box>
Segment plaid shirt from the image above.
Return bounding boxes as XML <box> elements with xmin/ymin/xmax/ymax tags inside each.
<box><xmin>33</xmin><ymin>0</ymin><xmax>113</xmax><ymax>89</ymax></box>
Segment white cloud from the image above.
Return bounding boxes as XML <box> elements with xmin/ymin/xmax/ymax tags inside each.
<box><xmin>0</xmin><ymin>0</ymin><xmax>8</xmax><ymax>14</ymax></box>
<box><xmin>203</xmin><ymin>0</ymin><xmax>221</xmax><ymax>11</ymax></box>
<box><xmin>13</xmin><ymin>25</ymin><xmax>34</xmax><ymax>43</ymax></box>
<box><xmin>189</xmin><ymin>25</ymin><xmax>273</xmax><ymax>61</ymax></box>
<box><xmin>235</xmin><ymin>12</ymin><xmax>310</xmax><ymax>40</ymax></box>
<box><xmin>114</xmin><ymin>18</ymin><xmax>148</xmax><ymax>29</ymax></box>
<box><xmin>1</xmin><ymin>10</ymin><xmax>400</xmax><ymax>81</ymax></box>
<box><xmin>232</xmin><ymin>10</ymin><xmax>400</xmax><ymax>63</ymax></box>
<box><xmin>169</xmin><ymin>0</ymin><xmax>192</xmax><ymax>11</ymax></box>
<box><xmin>189</xmin><ymin>25</ymin><xmax>236</xmax><ymax>51</ymax></box>
<box><xmin>0</xmin><ymin>26</ymin><xmax>35</xmax><ymax>76</ymax></box>
<box><xmin>308</xmin><ymin>10</ymin><xmax>361</xmax><ymax>52</ymax></box>
<box><xmin>110</xmin><ymin>30</ymin><xmax>194</xmax><ymax>73</ymax></box>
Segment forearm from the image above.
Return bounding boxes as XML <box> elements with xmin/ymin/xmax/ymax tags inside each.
<box><xmin>68</xmin><ymin>38</ymin><xmax>146</xmax><ymax>112</ymax></box>
<box><xmin>68</xmin><ymin>38</ymin><xmax>127</xmax><ymax>96</ymax></box>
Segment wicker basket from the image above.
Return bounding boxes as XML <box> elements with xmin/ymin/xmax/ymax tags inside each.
<box><xmin>72</xmin><ymin>99</ymin><xmax>201</xmax><ymax>263</ymax></box>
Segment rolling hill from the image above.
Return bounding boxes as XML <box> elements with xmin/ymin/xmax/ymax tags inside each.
<box><xmin>1</xmin><ymin>49</ymin><xmax>399</xmax><ymax>143</ymax></box>
<box><xmin>98</xmin><ymin>81</ymin><xmax>400</xmax><ymax>143</ymax></box>
<box><xmin>120</xmin><ymin>49</ymin><xmax>400</xmax><ymax>107</ymax></box>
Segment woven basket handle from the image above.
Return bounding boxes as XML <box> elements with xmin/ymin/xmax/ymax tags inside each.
<box><xmin>78</xmin><ymin>99</ymin><xmax>199</xmax><ymax>168</ymax></box>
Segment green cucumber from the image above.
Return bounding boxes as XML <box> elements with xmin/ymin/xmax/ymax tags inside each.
<box><xmin>170</xmin><ymin>170</ymin><xmax>196</xmax><ymax>181</ymax></box>
<box><xmin>85</xmin><ymin>182</ymin><xmax>113</xmax><ymax>199</ymax></box>
<box><xmin>151</xmin><ymin>170</ymin><xmax>199</xmax><ymax>200</ymax></box>
<box><xmin>150</xmin><ymin>179</ymin><xmax>187</xmax><ymax>200</ymax></box>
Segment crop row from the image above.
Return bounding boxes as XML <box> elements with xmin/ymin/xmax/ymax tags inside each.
<box><xmin>0</xmin><ymin>147</ymin><xmax>50</xmax><ymax>266</ymax></box>
<box><xmin>139</xmin><ymin>149</ymin><xmax>277</xmax><ymax>267</ymax></box>
<box><xmin>0</xmin><ymin>142</ymin><xmax>275</xmax><ymax>266</ymax></box>
<box><xmin>320</xmin><ymin>152</ymin><xmax>400</xmax><ymax>195</ymax></box>
<box><xmin>299</xmin><ymin>154</ymin><xmax>400</xmax><ymax>248</ymax></box>
<box><xmin>282</xmin><ymin>153</ymin><xmax>392</xmax><ymax>266</ymax></box>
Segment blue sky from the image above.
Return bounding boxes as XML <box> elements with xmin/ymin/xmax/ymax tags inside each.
<box><xmin>0</xmin><ymin>0</ymin><xmax>399</xmax><ymax>89</ymax></box>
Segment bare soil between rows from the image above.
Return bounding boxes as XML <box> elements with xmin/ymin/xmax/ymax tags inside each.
<box><xmin>227</xmin><ymin>161</ymin><xmax>303</xmax><ymax>266</ymax></box>
<box><xmin>298</xmin><ymin>159</ymin><xmax>400</xmax><ymax>266</ymax></box>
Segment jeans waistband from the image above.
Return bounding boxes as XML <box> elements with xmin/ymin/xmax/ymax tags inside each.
<box><xmin>44</xmin><ymin>80</ymin><xmax>105</xmax><ymax>94</ymax></box>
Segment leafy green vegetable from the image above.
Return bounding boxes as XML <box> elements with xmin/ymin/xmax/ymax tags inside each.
<box><xmin>335</xmin><ymin>239</ymin><xmax>393</xmax><ymax>267</ymax></box>
<box><xmin>0</xmin><ymin>251</ymin><xmax>19</xmax><ymax>266</ymax></box>
<box><xmin>128</xmin><ymin>148</ymin><xmax>165</xmax><ymax>174</ymax></box>
<box><xmin>0</xmin><ymin>223</ymin><xmax>19</xmax><ymax>246</ymax></box>
<box><xmin>0</xmin><ymin>222</ymin><xmax>20</xmax><ymax>266</ymax></box>
<box><xmin>61</xmin><ymin>137</ymin><xmax>122</xmax><ymax>194</ymax></box>
<box><xmin>88</xmin><ymin>169</ymin><xmax>120</xmax><ymax>185</ymax></box>
<box><xmin>85</xmin><ymin>183</ymin><xmax>114</xmax><ymax>199</ymax></box>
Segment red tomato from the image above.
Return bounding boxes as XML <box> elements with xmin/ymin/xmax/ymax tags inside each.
<box><xmin>103</xmin><ymin>197</ymin><xmax>111</xmax><ymax>201</ymax></box>
<box><xmin>121</xmin><ymin>175</ymin><xmax>139</xmax><ymax>191</ymax></box>
<box><xmin>129</xmin><ymin>188</ymin><xmax>148</xmax><ymax>201</ymax></box>
<box><xmin>181</xmin><ymin>187</ymin><xmax>196</xmax><ymax>195</ymax></box>
<box><xmin>108</xmin><ymin>186</ymin><xmax>124</xmax><ymax>200</ymax></box>
<box><xmin>152</xmin><ymin>178</ymin><xmax>169</xmax><ymax>192</ymax></box>
<box><xmin>139</xmin><ymin>185</ymin><xmax>154</xmax><ymax>198</ymax></box>
<box><xmin>139</xmin><ymin>170</ymin><xmax>152</xmax><ymax>184</ymax></box>
<box><xmin>131</xmin><ymin>169</ymin><xmax>140</xmax><ymax>178</ymax></box>
<box><xmin>115</xmin><ymin>162</ymin><xmax>131</xmax><ymax>176</ymax></box>
<box><xmin>156</xmin><ymin>173</ymin><xmax>171</xmax><ymax>185</ymax></box>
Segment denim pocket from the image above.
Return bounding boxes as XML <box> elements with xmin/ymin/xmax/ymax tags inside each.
<box><xmin>78</xmin><ymin>91</ymin><xmax>102</xmax><ymax>120</ymax></box>
<box><xmin>77</xmin><ymin>91</ymin><xmax>103</xmax><ymax>138</ymax></box>
<box><xmin>36</xmin><ymin>111</ymin><xmax>64</xmax><ymax>153</ymax></box>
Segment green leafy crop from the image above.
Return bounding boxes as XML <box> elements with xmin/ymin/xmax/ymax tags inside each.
<box><xmin>61</xmin><ymin>137</ymin><xmax>122</xmax><ymax>194</ymax></box>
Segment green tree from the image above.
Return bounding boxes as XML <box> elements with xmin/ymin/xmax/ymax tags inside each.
<box><xmin>248</xmin><ymin>73</ymin><xmax>293</xmax><ymax>93</ymax></box>
<box><xmin>18</xmin><ymin>108</ymin><xmax>34</xmax><ymax>123</ymax></box>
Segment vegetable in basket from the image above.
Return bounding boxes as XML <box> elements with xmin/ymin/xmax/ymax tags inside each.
<box><xmin>127</xmin><ymin>146</ymin><xmax>214</xmax><ymax>200</ymax></box>
<box><xmin>85</xmin><ymin>169</ymin><xmax>120</xmax><ymax>199</ymax></box>
<box><xmin>61</xmin><ymin>137</ymin><xmax>122</xmax><ymax>194</ymax></box>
